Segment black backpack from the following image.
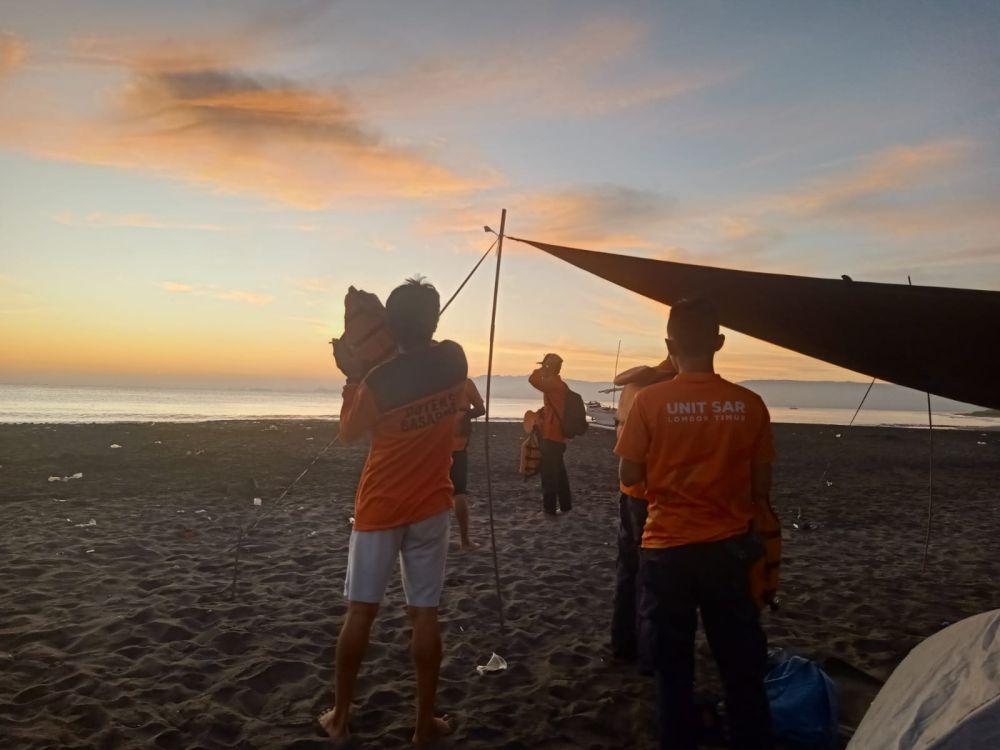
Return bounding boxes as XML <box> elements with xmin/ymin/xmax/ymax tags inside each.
<box><xmin>555</xmin><ymin>386</ymin><xmax>589</xmax><ymax>439</ymax></box>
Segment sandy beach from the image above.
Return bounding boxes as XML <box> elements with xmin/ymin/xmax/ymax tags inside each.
<box><xmin>1</xmin><ymin>420</ymin><xmax>998</xmax><ymax>749</ymax></box>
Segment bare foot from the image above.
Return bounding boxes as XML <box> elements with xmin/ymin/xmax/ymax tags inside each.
<box><xmin>317</xmin><ymin>707</ymin><xmax>351</xmax><ymax>745</ymax></box>
<box><xmin>412</xmin><ymin>715</ymin><xmax>451</xmax><ymax>745</ymax></box>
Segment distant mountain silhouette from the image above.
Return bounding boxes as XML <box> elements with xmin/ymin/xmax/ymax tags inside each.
<box><xmin>471</xmin><ymin>375</ymin><xmax>981</xmax><ymax>412</ymax></box>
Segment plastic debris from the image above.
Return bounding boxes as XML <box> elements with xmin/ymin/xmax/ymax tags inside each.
<box><xmin>85</xmin><ymin>549</ymin><xmax>95</xmax><ymax>554</ymax></box>
<box><xmin>48</xmin><ymin>472</ymin><xmax>83</xmax><ymax>483</ymax></box>
<box><xmin>476</xmin><ymin>652</ymin><xmax>508</xmax><ymax>675</ymax></box>
<box><xmin>977</xmin><ymin>441</ymin><xmax>987</xmax><ymax>446</ymax></box>
<box><xmin>109</xmin><ymin>444</ymin><xmax>122</xmax><ymax>449</ymax></box>
<box><xmin>253</xmin><ymin>497</ymin><xmax>263</xmax><ymax>506</ymax></box>
<box><xmin>835</xmin><ymin>433</ymin><xmax>842</xmax><ymax>438</ymax></box>
<box><xmin>348</xmin><ymin>516</ymin><xmax>355</xmax><ymax>525</ymax></box>
<box><xmin>154</xmin><ymin>440</ymin><xmax>162</xmax><ymax>445</ymax></box>
<box><xmin>825</xmin><ymin>480</ymin><xmax>834</xmax><ymax>487</ymax></box>
<box><xmin>308</xmin><ymin>530</ymin><xmax>318</xmax><ymax>537</ymax></box>
<box><xmin>74</xmin><ymin>518</ymin><xmax>97</xmax><ymax>528</ymax></box>
<box><xmin>53</xmin><ymin>498</ymin><xmax>68</xmax><ymax>503</ymax></box>
<box><xmin>195</xmin><ymin>509</ymin><xmax>207</xmax><ymax>514</ymax></box>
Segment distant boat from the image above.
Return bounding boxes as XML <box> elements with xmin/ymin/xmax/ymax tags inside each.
<box><xmin>586</xmin><ymin>401</ymin><xmax>617</xmax><ymax>428</ymax></box>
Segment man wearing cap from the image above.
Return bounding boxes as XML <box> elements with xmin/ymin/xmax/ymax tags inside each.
<box><xmin>529</xmin><ymin>353</ymin><xmax>573</xmax><ymax>516</ymax></box>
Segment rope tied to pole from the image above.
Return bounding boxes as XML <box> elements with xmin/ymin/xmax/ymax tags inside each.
<box><xmin>225</xmin><ymin>230</ymin><xmax>506</xmax><ymax>602</ymax></box>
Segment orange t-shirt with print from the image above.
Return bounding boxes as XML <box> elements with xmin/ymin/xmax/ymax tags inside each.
<box><xmin>340</xmin><ymin>340</ymin><xmax>468</xmax><ymax>531</ymax></box>
<box><xmin>529</xmin><ymin>368</ymin><xmax>567</xmax><ymax>443</ymax></box>
<box><xmin>453</xmin><ymin>378</ymin><xmax>485</xmax><ymax>451</ymax></box>
<box><xmin>614</xmin><ymin>372</ymin><xmax>774</xmax><ymax>548</ymax></box>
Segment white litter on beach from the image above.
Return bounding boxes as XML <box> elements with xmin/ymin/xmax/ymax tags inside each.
<box><xmin>253</xmin><ymin>497</ymin><xmax>263</xmax><ymax>506</ymax></box>
<box><xmin>826</xmin><ymin>480</ymin><xmax>834</xmax><ymax>487</ymax></box>
<box><xmin>85</xmin><ymin>549</ymin><xmax>95</xmax><ymax>554</ymax></box>
<box><xmin>977</xmin><ymin>441</ymin><xmax>987</xmax><ymax>446</ymax></box>
<box><xmin>48</xmin><ymin>472</ymin><xmax>83</xmax><ymax>483</ymax></box>
<box><xmin>835</xmin><ymin>433</ymin><xmax>842</xmax><ymax>438</ymax></box>
<box><xmin>195</xmin><ymin>509</ymin><xmax>207</xmax><ymax>514</ymax></box>
<box><xmin>74</xmin><ymin>518</ymin><xmax>97</xmax><ymax>528</ymax></box>
<box><xmin>349</xmin><ymin>516</ymin><xmax>355</xmax><ymax>525</ymax></box>
<box><xmin>476</xmin><ymin>652</ymin><xmax>508</xmax><ymax>675</ymax></box>
<box><xmin>109</xmin><ymin>444</ymin><xmax>122</xmax><ymax>449</ymax></box>
<box><xmin>154</xmin><ymin>440</ymin><xmax>162</xmax><ymax>445</ymax></box>
<box><xmin>53</xmin><ymin>498</ymin><xmax>68</xmax><ymax>503</ymax></box>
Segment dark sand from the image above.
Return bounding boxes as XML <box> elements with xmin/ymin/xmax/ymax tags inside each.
<box><xmin>1</xmin><ymin>420</ymin><xmax>998</xmax><ymax>749</ymax></box>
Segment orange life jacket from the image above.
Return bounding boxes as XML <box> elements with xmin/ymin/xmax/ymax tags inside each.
<box><xmin>519</xmin><ymin>413</ymin><xmax>542</xmax><ymax>478</ymax></box>
<box><xmin>749</xmin><ymin>498</ymin><xmax>781</xmax><ymax>610</ymax></box>
<box><xmin>337</xmin><ymin>286</ymin><xmax>397</xmax><ymax>377</ymax></box>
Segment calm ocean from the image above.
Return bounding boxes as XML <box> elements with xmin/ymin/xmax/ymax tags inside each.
<box><xmin>0</xmin><ymin>384</ymin><xmax>996</xmax><ymax>429</ymax></box>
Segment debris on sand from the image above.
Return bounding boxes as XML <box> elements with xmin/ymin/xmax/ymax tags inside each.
<box><xmin>48</xmin><ymin>472</ymin><xmax>83</xmax><ymax>483</ymax></box>
<box><xmin>110</xmin><ymin>444</ymin><xmax>122</xmax><ymax>449</ymax></box>
<box><xmin>476</xmin><ymin>652</ymin><xmax>508</xmax><ymax>675</ymax></box>
<box><xmin>74</xmin><ymin>518</ymin><xmax>97</xmax><ymax>528</ymax></box>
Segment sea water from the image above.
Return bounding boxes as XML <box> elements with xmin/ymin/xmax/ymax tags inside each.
<box><xmin>0</xmin><ymin>384</ymin><xmax>996</xmax><ymax>429</ymax></box>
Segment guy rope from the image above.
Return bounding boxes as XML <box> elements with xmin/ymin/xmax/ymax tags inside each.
<box><xmin>225</xmin><ymin>212</ymin><xmax>511</xmax><ymax>631</ymax></box>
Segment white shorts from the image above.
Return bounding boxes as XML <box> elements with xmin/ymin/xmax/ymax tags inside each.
<box><xmin>344</xmin><ymin>510</ymin><xmax>450</xmax><ymax>607</ymax></box>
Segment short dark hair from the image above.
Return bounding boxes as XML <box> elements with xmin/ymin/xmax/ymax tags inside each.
<box><xmin>386</xmin><ymin>277</ymin><xmax>440</xmax><ymax>348</ymax></box>
<box><xmin>667</xmin><ymin>297</ymin><xmax>719</xmax><ymax>356</ymax></box>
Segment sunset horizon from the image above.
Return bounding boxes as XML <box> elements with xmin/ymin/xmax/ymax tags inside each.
<box><xmin>3</xmin><ymin>1</ymin><xmax>998</xmax><ymax>391</ymax></box>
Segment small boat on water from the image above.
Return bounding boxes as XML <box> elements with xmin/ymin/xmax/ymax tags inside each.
<box><xmin>586</xmin><ymin>401</ymin><xmax>617</xmax><ymax>429</ymax></box>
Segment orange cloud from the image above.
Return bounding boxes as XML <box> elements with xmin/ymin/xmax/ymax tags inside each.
<box><xmin>55</xmin><ymin>211</ymin><xmax>231</xmax><ymax>232</ymax></box>
<box><xmin>360</xmin><ymin>18</ymin><xmax>734</xmax><ymax>119</ymax></box>
<box><xmin>0</xmin><ymin>32</ymin><xmax>26</xmax><ymax>77</ymax></box>
<box><xmin>421</xmin><ymin>185</ymin><xmax>678</xmax><ymax>251</ymax></box>
<box><xmin>160</xmin><ymin>281</ymin><xmax>274</xmax><ymax>305</ymax></box>
<box><xmin>3</xmin><ymin>62</ymin><xmax>495</xmax><ymax>208</ymax></box>
<box><xmin>766</xmin><ymin>140</ymin><xmax>973</xmax><ymax>217</ymax></box>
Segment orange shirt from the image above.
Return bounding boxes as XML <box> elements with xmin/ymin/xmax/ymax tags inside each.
<box><xmin>453</xmin><ymin>379</ymin><xmax>485</xmax><ymax>451</ymax></box>
<box><xmin>529</xmin><ymin>368</ymin><xmax>566</xmax><ymax>443</ymax></box>
<box><xmin>340</xmin><ymin>340</ymin><xmax>468</xmax><ymax>531</ymax></box>
<box><xmin>616</xmin><ymin>360</ymin><xmax>677</xmax><ymax>500</ymax></box>
<box><xmin>615</xmin><ymin>372</ymin><xmax>774</xmax><ymax>548</ymax></box>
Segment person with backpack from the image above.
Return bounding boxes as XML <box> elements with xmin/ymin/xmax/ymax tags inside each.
<box><xmin>529</xmin><ymin>352</ymin><xmax>586</xmax><ymax>516</ymax></box>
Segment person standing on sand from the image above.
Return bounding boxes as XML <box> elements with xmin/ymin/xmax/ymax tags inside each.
<box><xmin>616</xmin><ymin>298</ymin><xmax>774</xmax><ymax>750</ymax></box>
<box><xmin>529</xmin><ymin>353</ymin><xmax>573</xmax><ymax>516</ymax></box>
<box><xmin>452</xmin><ymin>378</ymin><xmax>485</xmax><ymax>550</ymax></box>
<box><xmin>610</xmin><ymin>359</ymin><xmax>676</xmax><ymax>662</ymax></box>
<box><xmin>323</xmin><ymin>278</ymin><xmax>466</xmax><ymax>746</ymax></box>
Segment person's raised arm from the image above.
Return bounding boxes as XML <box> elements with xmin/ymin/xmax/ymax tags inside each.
<box><xmin>529</xmin><ymin>367</ymin><xmax>560</xmax><ymax>393</ymax></box>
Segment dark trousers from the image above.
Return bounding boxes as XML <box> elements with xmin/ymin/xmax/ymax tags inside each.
<box><xmin>639</xmin><ymin>535</ymin><xmax>772</xmax><ymax>750</ymax></box>
<box><xmin>540</xmin><ymin>438</ymin><xmax>572</xmax><ymax>514</ymax></box>
<box><xmin>611</xmin><ymin>493</ymin><xmax>648</xmax><ymax>659</ymax></box>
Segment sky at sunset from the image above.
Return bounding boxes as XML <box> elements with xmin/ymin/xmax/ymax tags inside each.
<box><xmin>2</xmin><ymin>1</ymin><xmax>999</xmax><ymax>389</ymax></box>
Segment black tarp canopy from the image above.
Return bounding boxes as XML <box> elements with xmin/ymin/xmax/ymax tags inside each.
<box><xmin>516</xmin><ymin>238</ymin><xmax>1000</xmax><ymax>410</ymax></box>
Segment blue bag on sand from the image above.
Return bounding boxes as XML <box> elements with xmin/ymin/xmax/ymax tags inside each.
<box><xmin>765</xmin><ymin>654</ymin><xmax>839</xmax><ymax>749</ymax></box>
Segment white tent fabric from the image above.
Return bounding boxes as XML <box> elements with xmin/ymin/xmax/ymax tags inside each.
<box><xmin>848</xmin><ymin>609</ymin><xmax>1000</xmax><ymax>749</ymax></box>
